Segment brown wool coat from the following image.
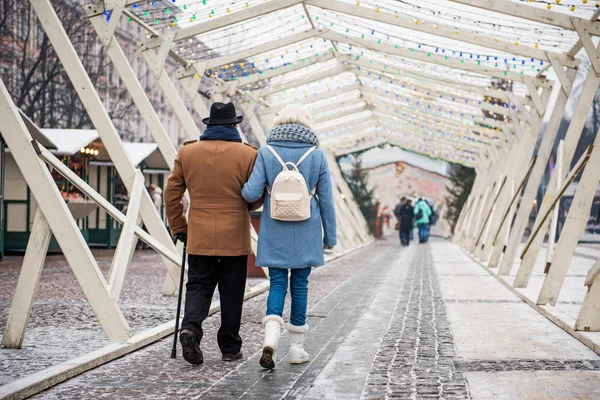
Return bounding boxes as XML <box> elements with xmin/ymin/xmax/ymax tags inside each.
<box><xmin>164</xmin><ymin>140</ymin><xmax>263</xmax><ymax>256</ymax></box>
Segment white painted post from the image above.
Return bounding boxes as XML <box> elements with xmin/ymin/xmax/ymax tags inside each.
<box><xmin>108</xmin><ymin>171</ymin><xmax>145</xmax><ymax>302</ymax></box>
<box><xmin>2</xmin><ymin>209</ymin><xmax>52</xmax><ymax>348</ymax></box>
<box><xmin>462</xmin><ymin>189</ymin><xmax>489</xmax><ymax>250</ymax></box>
<box><xmin>544</xmin><ymin>141</ymin><xmax>564</xmax><ymax>267</ymax></box>
<box><xmin>537</xmin><ymin>130</ymin><xmax>600</xmax><ymax>305</ymax></box>
<box><xmin>474</xmin><ymin>176</ymin><xmax>507</xmax><ymax>259</ymax></box>
<box><xmin>575</xmin><ymin>259</ymin><xmax>600</xmax><ymax>331</ymax></box>
<box><xmin>469</xmin><ymin>175</ymin><xmax>506</xmax><ymax>254</ymax></box>
<box><xmin>477</xmin><ymin>116</ymin><xmax>541</xmax><ymax>262</ymax></box>
<box><xmin>487</xmin><ymin>155</ymin><xmax>535</xmax><ymax>268</ymax></box>
<box><xmin>515</xmin><ymin>140</ymin><xmax>564</xmax><ymax>287</ymax></box>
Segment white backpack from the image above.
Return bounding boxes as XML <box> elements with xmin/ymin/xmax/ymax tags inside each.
<box><xmin>266</xmin><ymin>145</ymin><xmax>317</xmax><ymax>222</ymax></box>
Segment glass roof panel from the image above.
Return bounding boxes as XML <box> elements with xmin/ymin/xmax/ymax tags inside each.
<box><xmin>122</xmin><ymin>0</ymin><xmax>585</xmax><ymax>163</ymax></box>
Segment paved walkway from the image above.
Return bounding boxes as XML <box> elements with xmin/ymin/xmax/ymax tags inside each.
<box><xmin>3</xmin><ymin>239</ymin><xmax>600</xmax><ymax>399</ymax></box>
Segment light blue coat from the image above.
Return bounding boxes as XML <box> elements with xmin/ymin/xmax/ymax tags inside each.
<box><xmin>242</xmin><ymin>141</ymin><xmax>337</xmax><ymax>269</ymax></box>
<box><xmin>414</xmin><ymin>199</ymin><xmax>433</xmax><ymax>225</ymax></box>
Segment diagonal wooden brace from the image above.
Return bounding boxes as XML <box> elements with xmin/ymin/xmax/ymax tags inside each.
<box><xmin>108</xmin><ymin>171</ymin><xmax>145</xmax><ymax>302</ymax></box>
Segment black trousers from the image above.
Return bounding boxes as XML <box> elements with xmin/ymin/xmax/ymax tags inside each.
<box><xmin>181</xmin><ymin>254</ymin><xmax>248</xmax><ymax>355</ymax></box>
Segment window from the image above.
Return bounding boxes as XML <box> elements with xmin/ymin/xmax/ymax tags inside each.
<box><xmin>19</xmin><ymin>5</ymin><xmax>28</xmax><ymax>39</ymax></box>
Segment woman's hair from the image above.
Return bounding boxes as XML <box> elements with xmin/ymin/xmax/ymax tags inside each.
<box><xmin>272</xmin><ymin>104</ymin><xmax>314</xmax><ymax>129</ymax></box>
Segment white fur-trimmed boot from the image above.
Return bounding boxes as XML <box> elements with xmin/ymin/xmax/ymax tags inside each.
<box><xmin>287</xmin><ymin>323</ymin><xmax>310</xmax><ymax>364</ymax></box>
<box><xmin>259</xmin><ymin>315</ymin><xmax>284</xmax><ymax>369</ymax></box>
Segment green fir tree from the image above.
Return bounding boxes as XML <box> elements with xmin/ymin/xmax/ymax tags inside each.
<box><xmin>445</xmin><ymin>164</ymin><xmax>476</xmax><ymax>232</ymax></box>
<box><xmin>342</xmin><ymin>156</ymin><xmax>378</xmax><ymax>234</ymax></box>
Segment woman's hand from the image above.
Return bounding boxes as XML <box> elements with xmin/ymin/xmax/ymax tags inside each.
<box><xmin>324</xmin><ymin>245</ymin><xmax>335</xmax><ymax>255</ymax></box>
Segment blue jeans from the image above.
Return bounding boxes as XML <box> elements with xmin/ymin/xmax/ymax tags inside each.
<box><xmin>418</xmin><ymin>223</ymin><xmax>430</xmax><ymax>243</ymax></box>
<box><xmin>266</xmin><ymin>267</ymin><xmax>312</xmax><ymax>327</ymax></box>
<box><xmin>400</xmin><ymin>229</ymin><xmax>411</xmax><ymax>245</ymax></box>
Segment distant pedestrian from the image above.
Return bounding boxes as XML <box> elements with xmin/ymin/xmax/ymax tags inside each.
<box><xmin>395</xmin><ymin>197</ymin><xmax>414</xmax><ymax>246</ymax></box>
<box><xmin>242</xmin><ymin>104</ymin><xmax>337</xmax><ymax>370</ymax></box>
<box><xmin>414</xmin><ymin>197</ymin><xmax>433</xmax><ymax>243</ymax></box>
<box><xmin>148</xmin><ymin>184</ymin><xmax>162</xmax><ymax>213</ymax></box>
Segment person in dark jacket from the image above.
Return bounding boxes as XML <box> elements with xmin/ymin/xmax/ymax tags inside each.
<box><xmin>394</xmin><ymin>197</ymin><xmax>414</xmax><ymax>246</ymax></box>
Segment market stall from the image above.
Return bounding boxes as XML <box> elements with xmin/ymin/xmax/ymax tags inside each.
<box><xmin>89</xmin><ymin>142</ymin><xmax>170</xmax><ymax>248</ymax></box>
<box><xmin>0</xmin><ymin>127</ymin><xmax>97</xmax><ymax>253</ymax></box>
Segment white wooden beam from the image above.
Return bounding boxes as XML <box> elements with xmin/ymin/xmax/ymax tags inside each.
<box><xmin>497</xmin><ymin>65</ymin><xmax>587</xmax><ymax>274</ymax></box>
<box><xmin>361</xmin><ymin>85</ymin><xmax>507</xmax><ymax>131</ymax></box>
<box><xmin>307</xmin><ymin>0</ymin><xmax>579</xmax><ymax>68</ymax></box>
<box><xmin>537</xmin><ymin>131</ymin><xmax>600</xmax><ymax>306</ymax></box>
<box><xmin>204</xmin><ymin>28</ymin><xmax>325</xmax><ymax>70</ymax></box>
<box><xmin>514</xmin><ymin>143</ymin><xmax>590</xmax><ymax>287</ymax></box>
<box><xmin>31</xmin><ymin>0</ymin><xmax>183</xmax><ymax>295</ymax></box>
<box><xmin>141</xmin><ymin>0</ymin><xmax>304</xmax><ymax>48</ymax></box>
<box><xmin>544</xmin><ymin>140</ymin><xmax>564</xmax><ymax>269</ymax></box>
<box><xmin>236</xmin><ymin>53</ymin><xmax>339</xmax><ymax>88</ymax></box>
<box><xmin>355</xmin><ymin>68</ymin><xmax>513</xmax><ymax>116</ymax></box>
<box><xmin>259</xmin><ymin>83</ymin><xmax>361</xmax><ymax>112</ymax></box>
<box><xmin>451</xmin><ymin>0</ymin><xmax>600</xmax><ymax>34</ymax></box>
<box><xmin>89</xmin><ymin>0</ymin><xmax>127</xmax><ymax>47</ymax></box>
<box><xmin>264</xmin><ymin>64</ymin><xmax>351</xmax><ymax>97</ymax></box>
<box><xmin>242</xmin><ymin>102</ymin><xmax>267</xmax><ymax>146</ymax></box>
<box><xmin>319</xmin><ymin>31</ymin><xmax>554</xmax><ymax>87</ymax></box>
<box><xmin>374</xmin><ymin>109</ymin><xmax>491</xmax><ymax>146</ymax></box>
<box><xmin>0</xmin><ymin>77</ymin><xmax>132</xmax><ymax>342</ymax></box>
<box><xmin>351</xmin><ymin>57</ymin><xmax>519</xmax><ymax>104</ymax></box>
<box><xmin>315</xmin><ymin>105</ymin><xmax>370</xmax><ymax>123</ymax></box>
<box><xmin>141</xmin><ymin>49</ymin><xmax>204</xmax><ymax>140</ymax></box>
<box><xmin>108</xmin><ymin>171</ymin><xmax>145</xmax><ymax>302</ymax></box>
<box><xmin>86</xmin><ymin>7</ymin><xmax>177</xmax><ymax>169</ymax></box>
<box><xmin>35</xmin><ymin>143</ymin><xmax>181</xmax><ymax>266</ymax></box>
<box><xmin>576</xmin><ymin>259</ymin><xmax>600</xmax><ymax>331</ymax></box>
<box><xmin>1</xmin><ymin>209</ymin><xmax>52</xmax><ymax>348</ymax></box>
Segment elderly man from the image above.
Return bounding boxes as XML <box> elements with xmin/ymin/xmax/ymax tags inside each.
<box><xmin>165</xmin><ymin>102</ymin><xmax>262</xmax><ymax>365</ymax></box>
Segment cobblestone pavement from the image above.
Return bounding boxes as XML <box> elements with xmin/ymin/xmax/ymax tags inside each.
<box><xmin>359</xmin><ymin>243</ymin><xmax>468</xmax><ymax>400</ymax></box>
<box><xmin>3</xmin><ymin>239</ymin><xmax>600</xmax><ymax>399</ymax></box>
<box><xmin>0</xmin><ymin>249</ymin><xmax>265</xmax><ymax>385</ymax></box>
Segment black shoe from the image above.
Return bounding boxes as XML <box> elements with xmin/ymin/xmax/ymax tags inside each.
<box><xmin>179</xmin><ymin>329</ymin><xmax>203</xmax><ymax>365</ymax></box>
<box><xmin>222</xmin><ymin>351</ymin><xmax>243</xmax><ymax>362</ymax></box>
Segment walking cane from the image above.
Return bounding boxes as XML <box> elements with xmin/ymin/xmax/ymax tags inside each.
<box><xmin>171</xmin><ymin>237</ymin><xmax>187</xmax><ymax>359</ymax></box>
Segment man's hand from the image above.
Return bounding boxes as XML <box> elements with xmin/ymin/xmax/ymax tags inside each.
<box><xmin>173</xmin><ymin>232</ymin><xmax>187</xmax><ymax>245</ymax></box>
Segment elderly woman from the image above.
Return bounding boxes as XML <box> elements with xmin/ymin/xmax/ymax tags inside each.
<box><xmin>242</xmin><ymin>104</ymin><xmax>337</xmax><ymax>369</ymax></box>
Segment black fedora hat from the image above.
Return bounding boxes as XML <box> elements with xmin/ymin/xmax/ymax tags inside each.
<box><xmin>202</xmin><ymin>102</ymin><xmax>244</xmax><ymax>126</ymax></box>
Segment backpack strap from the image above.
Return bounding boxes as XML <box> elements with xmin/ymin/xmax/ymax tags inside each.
<box><xmin>299</xmin><ymin>147</ymin><xmax>318</xmax><ymax>197</ymax></box>
<box><xmin>296</xmin><ymin>146</ymin><xmax>317</xmax><ymax>167</ymax></box>
<box><xmin>266</xmin><ymin>145</ymin><xmax>287</xmax><ymax>169</ymax></box>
